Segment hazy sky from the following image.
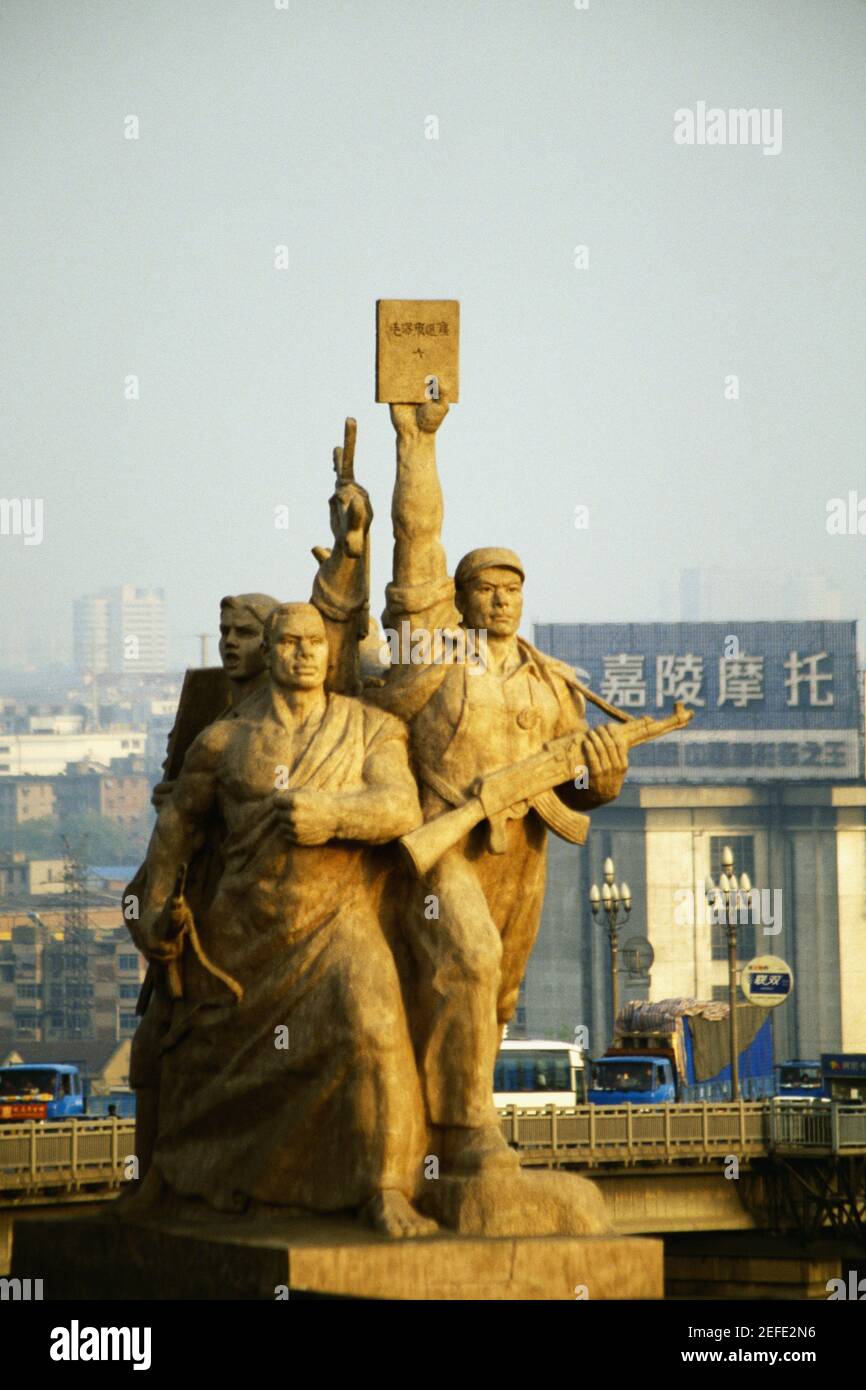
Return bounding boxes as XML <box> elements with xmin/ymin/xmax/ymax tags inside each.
<box><xmin>2</xmin><ymin>0</ymin><xmax>863</xmax><ymax>671</ymax></box>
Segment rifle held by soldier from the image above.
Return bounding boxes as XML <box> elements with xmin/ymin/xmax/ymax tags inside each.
<box><xmin>399</xmin><ymin>702</ymin><xmax>694</xmax><ymax>877</ymax></box>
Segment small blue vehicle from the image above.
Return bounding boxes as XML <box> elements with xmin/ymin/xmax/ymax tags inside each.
<box><xmin>0</xmin><ymin>1063</ymin><xmax>85</xmax><ymax>1122</ymax></box>
<box><xmin>776</xmin><ymin>1059</ymin><xmax>823</xmax><ymax>1100</ymax></box>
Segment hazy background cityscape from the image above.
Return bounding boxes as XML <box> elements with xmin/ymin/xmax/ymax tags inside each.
<box><xmin>0</xmin><ymin>1</ymin><xmax>863</xmax><ymax>1077</ymax></box>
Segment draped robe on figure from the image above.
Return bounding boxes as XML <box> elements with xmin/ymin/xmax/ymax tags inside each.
<box><xmin>150</xmin><ymin>691</ymin><xmax>426</xmax><ymax>1213</ymax></box>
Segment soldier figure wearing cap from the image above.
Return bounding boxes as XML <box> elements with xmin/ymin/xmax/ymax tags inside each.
<box><xmin>370</xmin><ymin>395</ymin><xmax>630</xmax><ymax>1177</ymax></box>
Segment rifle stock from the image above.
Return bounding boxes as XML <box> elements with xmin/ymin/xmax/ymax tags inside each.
<box><xmin>399</xmin><ymin>701</ymin><xmax>694</xmax><ymax>877</ymax></box>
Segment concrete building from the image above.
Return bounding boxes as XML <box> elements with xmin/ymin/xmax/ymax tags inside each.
<box><xmin>0</xmin><ymin>730</ymin><xmax>146</xmax><ymax>776</ymax></box>
<box><xmin>53</xmin><ymin>757</ymin><xmax>150</xmax><ymax>828</ymax></box>
<box><xmin>0</xmin><ymin>777</ymin><xmax>56</xmax><ymax>831</ymax></box>
<box><xmin>0</xmin><ymin>917</ymin><xmax>144</xmax><ymax>1048</ymax></box>
<box><xmin>74</xmin><ymin>586</ymin><xmax>167</xmax><ymax>676</ymax></box>
<box><xmin>524</xmin><ymin>620</ymin><xmax>866</xmax><ymax>1062</ymax></box>
<box><xmin>72</xmin><ymin>593</ymin><xmax>111</xmax><ymax>676</ymax></box>
<box><xmin>0</xmin><ymin>856</ymin><xmax>66</xmax><ymax>897</ymax></box>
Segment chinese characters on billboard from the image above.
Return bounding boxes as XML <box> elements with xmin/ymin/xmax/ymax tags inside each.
<box><xmin>533</xmin><ymin>622</ymin><xmax>861</xmax><ymax>782</ymax></box>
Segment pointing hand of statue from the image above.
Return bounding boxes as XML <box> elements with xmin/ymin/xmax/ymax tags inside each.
<box><xmin>275</xmin><ymin>790</ymin><xmax>339</xmax><ymax>846</ymax></box>
<box><xmin>582</xmin><ymin>724</ymin><xmax>629</xmax><ymax>803</ymax></box>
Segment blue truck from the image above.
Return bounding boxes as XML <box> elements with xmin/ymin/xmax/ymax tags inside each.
<box><xmin>0</xmin><ymin>1063</ymin><xmax>86</xmax><ymax>1121</ymax></box>
<box><xmin>589</xmin><ymin>998</ymin><xmax>775</xmax><ymax>1105</ymax></box>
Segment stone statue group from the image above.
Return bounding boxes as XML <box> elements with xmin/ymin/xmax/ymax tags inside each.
<box><xmin>123</xmin><ymin>395</ymin><xmax>633</xmax><ymax>1238</ymax></box>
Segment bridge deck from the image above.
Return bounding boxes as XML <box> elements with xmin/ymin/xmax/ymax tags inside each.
<box><xmin>0</xmin><ymin>1102</ymin><xmax>863</xmax><ymax>1202</ymax></box>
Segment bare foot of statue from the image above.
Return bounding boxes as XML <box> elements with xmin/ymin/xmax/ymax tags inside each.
<box><xmin>360</xmin><ymin>1190</ymin><xmax>438</xmax><ymax>1239</ymax></box>
<box><xmin>434</xmin><ymin>1123</ymin><xmax>521</xmax><ymax>1176</ymax></box>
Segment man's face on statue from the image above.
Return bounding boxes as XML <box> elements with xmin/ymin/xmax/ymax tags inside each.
<box><xmin>458</xmin><ymin>566</ymin><xmax>524</xmax><ymax>638</ymax></box>
<box><xmin>219</xmin><ymin>608</ymin><xmax>266</xmax><ymax>681</ymax></box>
<box><xmin>265</xmin><ymin>608</ymin><xmax>329</xmax><ymax>691</ymax></box>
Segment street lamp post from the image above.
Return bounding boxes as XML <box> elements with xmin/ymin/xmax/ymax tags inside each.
<box><xmin>705</xmin><ymin>845</ymin><xmax>752</xmax><ymax>1102</ymax></box>
<box><xmin>589</xmin><ymin>856</ymin><xmax>632</xmax><ymax>1032</ymax></box>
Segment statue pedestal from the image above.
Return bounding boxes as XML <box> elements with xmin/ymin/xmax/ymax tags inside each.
<box><xmin>12</xmin><ymin>1206</ymin><xmax>662</xmax><ymax>1301</ymax></box>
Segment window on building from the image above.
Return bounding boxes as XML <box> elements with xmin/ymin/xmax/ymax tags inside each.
<box><xmin>709</xmin><ymin>836</ymin><xmax>755</xmax><ymax>881</ymax></box>
<box><xmin>16</xmin><ymin>984</ymin><xmax>41</xmax><ymax>999</ymax></box>
<box><xmin>120</xmin><ymin>1013</ymin><xmax>138</xmax><ymax>1033</ymax></box>
<box><xmin>119</xmin><ymin>954</ymin><xmax>140</xmax><ymax>971</ymax></box>
<box><xmin>119</xmin><ymin>984</ymin><xmax>139</xmax><ymax>999</ymax></box>
<box><xmin>15</xmin><ymin>1014</ymin><xmax>38</xmax><ymax>1031</ymax></box>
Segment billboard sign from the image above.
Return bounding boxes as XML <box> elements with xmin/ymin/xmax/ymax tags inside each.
<box><xmin>533</xmin><ymin>621</ymin><xmax>861</xmax><ymax>782</ymax></box>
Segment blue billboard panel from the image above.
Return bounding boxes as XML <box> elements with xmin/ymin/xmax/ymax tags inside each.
<box><xmin>533</xmin><ymin>621</ymin><xmax>861</xmax><ymax>782</ymax></box>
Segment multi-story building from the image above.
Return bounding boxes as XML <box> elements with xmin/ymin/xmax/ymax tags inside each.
<box><xmin>523</xmin><ymin>620</ymin><xmax>866</xmax><ymax>1061</ymax></box>
<box><xmin>72</xmin><ymin>593</ymin><xmax>111</xmax><ymax>676</ymax></box>
<box><xmin>53</xmin><ymin>756</ymin><xmax>150</xmax><ymax>828</ymax></box>
<box><xmin>0</xmin><ymin>777</ymin><xmax>56</xmax><ymax>831</ymax></box>
<box><xmin>0</xmin><ymin>918</ymin><xmax>144</xmax><ymax>1050</ymax></box>
<box><xmin>0</xmin><ymin>856</ymin><xmax>66</xmax><ymax>897</ymax></box>
<box><xmin>73</xmin><ymin>586</ymin><xmax>167</xmax><ymax>677</ymax></box>
<box><xmin>0</xmin><ymin>730</ymin><xmax>147</xmax><ymax>776</ymax></box>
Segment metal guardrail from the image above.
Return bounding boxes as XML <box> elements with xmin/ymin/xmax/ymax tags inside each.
<box><xmin>769</xmin><ymin>1100</ymin><xmax>832</xmax><ymax>1151</ymax></box>
<box><xmin>497</xmin><ymin>1102</ymin><xmax>770</xmax><ymax>1165</ymax></box>
<box><xmin>497</xmin><ymin>1101</ymin><xmax>866</xmax><ymax>1164</ymax></box>
<box><xmin>0</xmin><ymin>1118</ymin><xmax>136</xmax><ymax>1194</ymax></box>
<box><xmin>834</xmin><ymin>1106</ymin><xmax>866</xmax><ymax>1152</ymax></box>
<box><xmin>1</xmin><ymin>1104</ymin><xmax>863</xmax><ymax>1198</ymax></box>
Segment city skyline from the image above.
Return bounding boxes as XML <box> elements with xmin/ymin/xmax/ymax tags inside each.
<box><xmin>2</xmin><ymin>1</ymin><xmax>864</xmax><ymax>673</ymax></box>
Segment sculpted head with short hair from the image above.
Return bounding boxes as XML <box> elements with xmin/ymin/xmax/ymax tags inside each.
<box><xmin>219</xmin><ymin>592</ymin><xmax>280</xmax><ymax>696</ymax></box>
<box><xmin>262</xmin><ymin>602</ymin><xmax>330</xmax><ymax>694</ymax></box>
<box><xmin>454</xmin><ymin>547</ymin><xmax>525</xmax><ymax>644</ymax></box>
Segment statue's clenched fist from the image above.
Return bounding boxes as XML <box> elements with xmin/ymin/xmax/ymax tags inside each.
<box><xmin>390</xmin><ymin>393</ymin><xmax>449</xmax><ymax>441</ymax></box>
<box><xmin>582</xmin><ymin>724</ymin><xmax>629</xmax><ymax>804</ymax></box>
<box><xmin>330</xmin><ymin>480</ymin><xmax>373</xmax><ymax>560</ymax></box>
<box><xmin>275</xmin><ymin>790</ymin><xmax>340</xmax><ymax>846</ymax></box>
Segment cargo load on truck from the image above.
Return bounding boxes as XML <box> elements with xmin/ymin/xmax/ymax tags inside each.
<box><xmin>589</xmin><ymin>997</ymin><xmax>775</xmax><ymax>1104</ymax></box>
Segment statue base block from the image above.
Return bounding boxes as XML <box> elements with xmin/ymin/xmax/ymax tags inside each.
<box><xmin>12</xmin><ymin>1206</ymin><xmax>661</xmax><ymax>1301</ymax></box>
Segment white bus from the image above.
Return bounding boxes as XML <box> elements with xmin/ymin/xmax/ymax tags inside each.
<box><xmin>493</xmin><ymin>1039</ymin><xmax>587</xmax><ymax>1108</ymax></box>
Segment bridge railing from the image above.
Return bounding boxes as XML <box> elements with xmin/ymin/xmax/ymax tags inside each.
<box><xmin>832</xmin><ymin>1105</ymin><xmax>866</xmax><ymax>1152</ymax></box>
<box><xmin>497</xmin><ymin>1102</ymin><xmax>770</xmax><ymax>1164</ymax></box>
<box><xmin>768</xmin><ymin>1099</ymin><xmax>833</xmax><ymax>1151</ymax></box>
<box><xmin>0</xmin><ymin>1118</ymin><xmax>136</xmax><ymax>1194</ymax></box>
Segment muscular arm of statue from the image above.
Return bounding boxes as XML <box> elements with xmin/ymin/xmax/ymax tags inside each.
<box><xmin>273</xmin><ymin>720</ymin><xmax>422</xmax><ymax>847</ymax></box>
<box><xmin>388</xmin><ymin>396</ymin><xmax>451</xmax><ymax>596</ymax></box>
<box><xmin>131</xmin><ymin>724</ymin><xmax>226</xmax><ymax>958</ymax></box>
<box><xmin>311</xmin><ymin>476</ymin><xmax>374</xmax><ymax>693</ymax></box>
